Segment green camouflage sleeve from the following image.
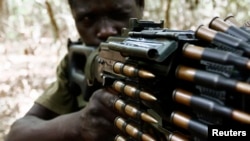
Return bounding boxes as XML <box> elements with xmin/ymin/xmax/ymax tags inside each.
<box><xmin>35</xmin><ymin>54</ymin><xmax>87</xmax><ymax>114</ymax></box>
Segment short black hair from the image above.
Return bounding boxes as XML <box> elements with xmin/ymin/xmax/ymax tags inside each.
<box><xmin>68</xmin><ymin>0</ymin><xmax>144</xmax><ymax>8</ymax></box>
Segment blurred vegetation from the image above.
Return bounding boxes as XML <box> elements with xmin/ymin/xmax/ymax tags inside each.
<box><xmin>0</xmin><ymin>0</ymin><xmax>249</xmax><ymax>46</ymax></box>
<box><xmin>0</xmin><ymin>0</ymin><xmax>249</xmax><ymax>141</ymax></box>
<box><xmin>144</xmin><ymin>0</ymin><xmax>250</xmax><ymax>29</ymax></box>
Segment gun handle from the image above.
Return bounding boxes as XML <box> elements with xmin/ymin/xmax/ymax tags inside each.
<box><xmin>68</xmin><ymin>42</ymin><xmax>96</xmax><ymax>100</ymax></box>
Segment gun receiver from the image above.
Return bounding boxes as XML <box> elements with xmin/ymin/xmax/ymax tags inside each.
<box><xmin>69</xmin><ymin>16</ymin><xmax>250</xmax><ymax>141</ymax></box>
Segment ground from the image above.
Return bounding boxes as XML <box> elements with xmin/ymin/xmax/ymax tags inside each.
<box><xmin>0</xmin><ymin>38</ymin><xmax>67</xmax><ymax>141</ymax></box>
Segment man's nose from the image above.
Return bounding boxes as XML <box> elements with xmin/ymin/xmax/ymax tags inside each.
<box><xmin>96</xmin><ymin>18</ymin><xmax>118</xmax><ymax>41</ymax></box>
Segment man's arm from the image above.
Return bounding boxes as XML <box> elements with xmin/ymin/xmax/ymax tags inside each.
<box><xmin>5</xmin><ymin>103</ymin><xmax>81</xmax><ymax>141</ymax></box>
<box><xmin>5</xmin><ymin>89</ymin><xmax>119</xmax><ymax>141</ymax></box>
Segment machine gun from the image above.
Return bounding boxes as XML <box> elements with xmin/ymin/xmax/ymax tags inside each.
<box><xmin>68</xmin><ymin>16</ymin><xmax>250</xmax><ymax>141</ymax></box>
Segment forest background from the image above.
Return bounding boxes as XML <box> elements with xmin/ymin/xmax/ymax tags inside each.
<box><xmin>0</xmin><ymin>0</ymin><xmax>249</xmax><ymax>140</ymax></box>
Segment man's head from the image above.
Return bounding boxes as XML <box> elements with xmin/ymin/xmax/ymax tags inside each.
<box><xmin>68</xmin><ymin>0</ymin><xmax>144</xmax><ymax>46</ymax></box>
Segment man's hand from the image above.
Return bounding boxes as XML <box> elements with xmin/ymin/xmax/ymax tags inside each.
<box><xmin>78</xmin><ymin>88</ymin><xmax>119</xmax><ymax>141</ymax></box>
<box><xmin>5</xmin><ymin>88</ymin><xmax>120</xmax><ymax>141</ymax></box>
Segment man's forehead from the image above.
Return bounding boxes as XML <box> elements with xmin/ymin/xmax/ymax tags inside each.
<box><xmin>74</xmin><ymin>0</ymin><xmax>135</xmax><ymax>5</ymax></box>
<box><xmin>73</xmin><ymin>0</ymin><xmax>136</xmax><ymax>13</ymax></box>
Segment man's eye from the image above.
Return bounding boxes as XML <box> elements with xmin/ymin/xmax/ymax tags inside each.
<box><xmin>77</xmin><ymin>15</ymin><xmax>96</xmax><ymax>26</ymax></box>
<box><xmin>83</xmin><ymin>16</ymin><xmax>90</xmax><ymax>22</ymax></box>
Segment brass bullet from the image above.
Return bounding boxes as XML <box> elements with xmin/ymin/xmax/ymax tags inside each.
<box><xmin>114</xmin><ymin>99</ymin><xmax>158</xmax><ymax>124</ymax></box>
<box><xmin>236</xmin><ymin>81</ymin><xmax>250</xmax><ymax>95</ymax></box>
<box><xmin>247</xmin><ymin>61</ymin><xmax>250</xmax><ymax>70</ymax></box>
<box><xmin>209</xmin><ymin>17</ymin><xmax>230</xmax><ymax>32</ymax></box>
<box><xmin>172</xmin><ymin>88</ymin><xmax>192</xmax><ymax>107</ymax></box>
<box><xmin>182</xmin><ymin>44</ymin><xmax>203</xmax><ymax>60</ymax></box>
<box><xmin>170</xmin><ymin>111</ymin><xmax>208</xmax><ymax>138</ymax></box>
<box><xmin>232</xmin><ymin>110</ymin><xmax>250</xmax><ymax>124</ymax></box>
<box><xmin>114</xmin><ymin>135</ymin><xmax>127</xmax><ymax>141</ymax></box>
<box><xmin>113</xmin><ymin>62</ymin><xmax>155</xmax><ymax>79</ymax></box>
<box><xmin>175</xmin><ymin>65</ymin><xmax>195</xmax><ymax>82</ymax></box>
<box><xmin>170</xmin><ymin>111</ymin><xmax>190</xmax><ymax>130</ymax></box>
<box><xmin>114</xmin><ymin>117</ymin><xmax>156</xmax><ymax>141</ymax></box>
<box><xmin>173</xmin><ymin>88</ymin><xmax>250</xmax><ymax>124</ymax></box>
<box><xmin>112</xmin><ymin>81</ymin><xmax>157</xmax><ymax>101</ymax></box>
<box><xmin>168</xmin><ymin>132</ymin><xmax>190</xmax><ymax>141</ymax></box>
<box><xmin>224</xmin><ymin>15</ymin><xmax>241</xmax><ymax>27</ymax></box>
<box><xmin>176</xmin><ymin>65</ymin><xmax>250</xmax><ymax>96</ymax></box>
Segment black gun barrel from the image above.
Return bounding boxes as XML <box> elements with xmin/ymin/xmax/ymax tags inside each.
<box><xmin>101</xmin><ymin>42</ymin><xmax>158</xmax><ymax>59</ymax></box>
<box><xmin>128</xmin><ymin>18</ymin><xmax>164</xmax><ymax>31</ymax></box>
<box><xmin>128</xmin><ymin>30</ymin><xmax>198</xmax><ymax>43</ymax></box>
<box><xmin>102</xmin><ymin>37</ymin><xmax>177</xmax><ymax>62</ymax></box>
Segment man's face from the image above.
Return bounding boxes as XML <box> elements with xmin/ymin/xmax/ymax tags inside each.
<box><xmin>71</xmin><ymin>0</ymin><xmax>143</xmax><ymax>47</ymax></box>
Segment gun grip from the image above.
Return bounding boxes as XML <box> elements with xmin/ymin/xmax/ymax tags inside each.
<box><xmin>68</xmin><ymin>41</ymin><xmax>96</xmax><ymax>100</ymax></box>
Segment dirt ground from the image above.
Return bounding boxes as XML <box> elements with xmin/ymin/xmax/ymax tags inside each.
<box><xmin>0</xmin><ymin>38</ymin><xmax>67</xmax><ymax>141</ymax></box>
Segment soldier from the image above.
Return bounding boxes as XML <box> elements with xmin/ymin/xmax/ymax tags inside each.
<box><xmin>6</xmin><ymin>0</ymin><xmax>144</xmax><ymax>141</ymax></box>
